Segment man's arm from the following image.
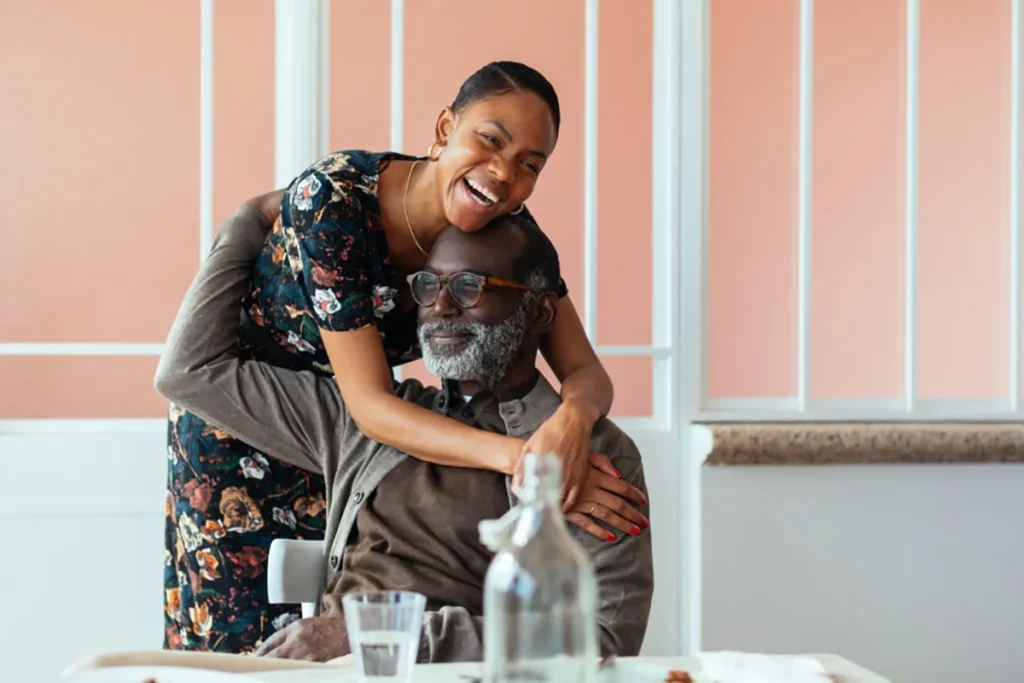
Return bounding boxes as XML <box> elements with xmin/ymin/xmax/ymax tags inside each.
<box><xmin>154</xmin><ymin>204</ymin><xmax>346</xmax><ymax>474</ymax></box>
<box><xmin>418</xmin><ymin>608</ymin><xmax>485</xmax><ymax>663</ymax></box>
<box><xmin>573</xmin><ymin>428</ymin><xmax>654</xmax><ymax>656</ymax></box>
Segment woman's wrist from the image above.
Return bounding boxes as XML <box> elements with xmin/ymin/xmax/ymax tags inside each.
<box><xmin>501</xmin><ymin>436</ymin><xmax>523</xmax><ymax>475</ymax></box>
<box><xmin>557</xmin><ymin>398</ymin><xmax>601</xmax><ymax>429</ymax></box>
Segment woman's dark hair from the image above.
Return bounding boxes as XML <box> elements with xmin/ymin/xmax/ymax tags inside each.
<box><xmin>451</xmin><ymin>61</ymin><xmax>561</xmax><ymax>137</ymax></box>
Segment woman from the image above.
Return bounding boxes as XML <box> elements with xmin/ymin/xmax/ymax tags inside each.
<box><xmin>164</xmin><ymin>61</ymin><xmax>618</xmax><ymax>653</ymax></box>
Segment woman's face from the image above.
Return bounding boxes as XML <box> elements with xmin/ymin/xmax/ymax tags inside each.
<box><xmin>434</xmin><ymin>90</ymin><xmax>558</xmax><ymax>232</ymax></box>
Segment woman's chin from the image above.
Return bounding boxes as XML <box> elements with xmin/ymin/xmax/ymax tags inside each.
<box><xmin>446</xmin><ymin>207</ymin><xmax>490</xmax><ymax>233</ymax></box>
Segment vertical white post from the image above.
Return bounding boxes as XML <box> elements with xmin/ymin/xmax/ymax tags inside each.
<box><xmin>275</xmin><ymin>0</ymin><xmax>329</xmax><ymax>187</ymax></box>
<box><xmin>390</xmin><ymin>0</ymin><xmax>405</xmax><ymax>382</ymax></box>
<box><xmin>584</xmin><ymin>0</ymin><xmax>600</xmax><ymax>341</ymax></box>
<box><xmin>319</xmin><ymin>0</ymin><xmax>331</xmax><ymax>155</ymax></box>
<box><xmin>796</xmin><ymin>0</ymin><xmax>814</xmax><ymax>410</ymax></box>
<box><xmin>390</xmin><ymin>0</ymin><xmax>405</xmax><ymax>154</ymax></box>
<box><xmin>1011</xmin><ymin>0</ymin><xmax>1021</xmax><ymax>411</ymax></box>
<box><xmin>904</xmin><ymin>0</ymin><xmax>920</xmax><ymax>411</ymax></box>
<box><xmin>199</xmin><ymin>0</ymin><xmax>213</xmax><ymax>260</ymax></box>
<box><xmin>676</xmin><ymin>0</ymin><xmax>705</xmax><ymax>655</ymax></box>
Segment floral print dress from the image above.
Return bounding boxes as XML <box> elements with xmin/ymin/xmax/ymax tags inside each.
<box><xmin>164</xmin><ymin>151</ymin><xmax>422</xmax><ymax>653</ymax></box>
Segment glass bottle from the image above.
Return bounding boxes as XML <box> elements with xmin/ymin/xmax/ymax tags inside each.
<box><xmin>479</xmin><ymin>453</ymin><xmax>598</xmax><ymax>683</ymax></box>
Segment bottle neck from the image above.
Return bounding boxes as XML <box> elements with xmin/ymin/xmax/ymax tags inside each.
<box><xmin>511</xmin><ymin>490</ymin><xmax>568</xmax><ymax>546</ymax></box>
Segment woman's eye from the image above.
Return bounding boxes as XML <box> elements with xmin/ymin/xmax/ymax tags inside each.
<box><xmin>522</xmin><ymin>160</ymin><xmax>541</xmax><ymax>174</ymax></box>
<box><xmin>480</xmin><ymin>132</ymin><xmax>499</xmax><ymax>146</ymax></box>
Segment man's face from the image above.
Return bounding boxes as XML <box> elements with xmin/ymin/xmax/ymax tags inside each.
<box><xmin>416</xmin><ymin>226</ymin><xmax>533</xmax><ymax>388</ymax></box>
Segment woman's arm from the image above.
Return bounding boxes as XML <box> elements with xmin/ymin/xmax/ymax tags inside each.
<box><xmin>525</xmin><ymin>295</ymin><xmax>617</xmax><ymax>507</ymax></box>
<box><xmin>541</xmin><ymin>295</ymin><xmax>614</xmax><ymax>421</ymax></box>
<box><xmin>321</xmin><ymin>328</ymin><xmax>521</xmax><ymax>474</ymax></box>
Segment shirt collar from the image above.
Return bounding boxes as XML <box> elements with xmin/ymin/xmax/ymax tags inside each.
<box><xmin>434</xmin><ymin>375</ymin><xmax>561</xmax><ymax>438</ymax></box>
<box><xmin>497</xmin><ymin>375</ymin><xmax>561</xmax><ymax>438</ymax></box>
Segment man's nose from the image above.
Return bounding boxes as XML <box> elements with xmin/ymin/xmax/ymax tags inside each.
<box><xmin>432</xmin><ymin>287</ymin><xmax>460</xmax><ymax>318</ymax></box>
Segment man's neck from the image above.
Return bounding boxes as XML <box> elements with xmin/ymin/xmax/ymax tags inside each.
<box><xmin>448</xmin><ymin>369</ymin><xmax>540</xmax><ymax>403</ymax></box>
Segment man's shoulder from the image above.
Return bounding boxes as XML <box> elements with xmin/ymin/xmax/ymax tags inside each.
<box><xmin>590</xmin><ymin>417</ymin><xmax>642</xmax><ymax>464</ymax></box>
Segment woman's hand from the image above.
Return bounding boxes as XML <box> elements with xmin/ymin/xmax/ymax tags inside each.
<box><xmin>565</xmin><ymin>467</ymin><xmax>648</xmax><ymax>542</ymax></box>
<box><xmin>518</xmin><ymin>401</ymin><xmax>620</xmax><ymax>509</ymax></box>
<box><xmin>245</xmin><ymin>189</ymin><xmax>287</xmax><ymax>225</ymax></box>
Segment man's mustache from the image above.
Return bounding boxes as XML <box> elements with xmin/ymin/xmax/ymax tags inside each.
<box><xmin>419</xmin><ymin>320</ymin><xmax>481</xmax><ymax>337</ymax></box>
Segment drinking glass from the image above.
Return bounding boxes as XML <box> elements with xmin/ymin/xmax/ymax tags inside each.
<box><xmin>342</xmin><ymin>591</ymin><xmax>426</xmax><ymax>682</ymax></box>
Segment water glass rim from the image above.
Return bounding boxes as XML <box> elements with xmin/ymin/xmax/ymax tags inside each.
<box><xmin>341</xmin><ymin>590</ymin><xmax>427</xmax><ymax>607</ymax></box>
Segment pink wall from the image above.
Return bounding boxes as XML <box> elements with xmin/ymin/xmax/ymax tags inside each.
<box><xmin>0</xmin><ymin>1</ymin><xmax>200</xmax><ymax>418</ymax></box>
<box><xmin>709</xmin><ymin>0</ymin><xmax>1017</xmax><ymax>402</ymax></box>
<box><xmin>709</xmin><ymin>0</ymin><xmax>800</xmax><ymax>398</ymax></box>
<box><xmin>213</xmin><ymin>0</ymin><xmax>276</xmax><ymax>228</ymax></box>
<box><xmin>2</xmin><ymin>1</ymin><xmax>656</xmax><ymax>419</ymax></box>
<box><xmin>810</xmin><ymin>0</ymin><xmax>906</xmax><ymax>400</ymax></box>
<box><xmin>917</xmin><ymin>0</ymin><xmax>1010</xmax><ymax>400</ymax></box>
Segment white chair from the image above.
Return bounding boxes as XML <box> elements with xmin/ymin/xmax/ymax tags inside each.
<box><xmin>267</xmin><ymin>538</ymin><xmax>327</xmax><ymax>618</ymax></box>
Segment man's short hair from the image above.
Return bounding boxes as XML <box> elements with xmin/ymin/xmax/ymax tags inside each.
<box><xmin>481</xmin><ymin>213</ymin><xmax>561</xmax><ymax>293</ymax></box>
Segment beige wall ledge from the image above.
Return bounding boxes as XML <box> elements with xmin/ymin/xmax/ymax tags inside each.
<box><xmin>695</xmin><ymin>423</ymin><xmax>1024</xmax><ymax>465</ymax></box>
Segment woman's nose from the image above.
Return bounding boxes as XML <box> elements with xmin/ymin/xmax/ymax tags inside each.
<box><xmin>489</xmin><ymin>154</ymin><xmax>515</xmax><ymax>183</ymax></box>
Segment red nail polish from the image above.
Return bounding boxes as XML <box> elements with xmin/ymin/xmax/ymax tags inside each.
<box><xmin>613</xmin><ymin>468</ymin><xmax>622</xmax><ymax>478</ymax></box>
<box><xmin>640</xmin><ymin>498</ymin><xmax>647</xmax><ymax>505</ymax></box>
<box><xmin>606</xmin><ymin>533</ymin><xmax>616</xmax><ymax>542</ymax></box>
<box><xmin>630</xmin><ymin>525</ymin><xmax>641</xmax><ymax>536</ymax></box>
<box><xmin>639</xmin><ymin>519</ymin><xmax>649</xmax><ymax>529</ymax></box>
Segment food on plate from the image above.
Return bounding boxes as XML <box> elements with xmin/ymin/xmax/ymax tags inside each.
<box><xmin>664</xmin><ymin>671</ymin><xmax>692</xmax><ymax>683</ymax></box>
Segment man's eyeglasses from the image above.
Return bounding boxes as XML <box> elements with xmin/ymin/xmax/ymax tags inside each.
<box><xmin>406</xmin><ymin>271</ymin><xmax>542</xmax><ymax>309</ymax></box>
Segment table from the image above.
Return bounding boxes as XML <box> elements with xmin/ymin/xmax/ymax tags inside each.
<box><xmin>250</xmin><ymin>655</ymin><xmax>891</xmax><ymax>682</ymax></box>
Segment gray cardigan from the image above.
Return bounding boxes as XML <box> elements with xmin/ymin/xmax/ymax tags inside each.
<box><xmin>154</xmin><ymin>205</ymin><xmax>654</xmax><ymax>662</ymax></box>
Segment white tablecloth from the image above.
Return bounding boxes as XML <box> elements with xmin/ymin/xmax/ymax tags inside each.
<box><xmin>249</xmin><ymin>655</ymin><xmax>891</xmax><ymax>682</ymax></box>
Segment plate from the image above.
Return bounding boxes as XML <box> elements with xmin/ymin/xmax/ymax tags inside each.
<box><xmin>598</xmin><ymin>659</ymin><xmax>703</xmax><ymax>683</ymax></box>
<box><xmin>63</xmin><ymin>666</ymin><xmax>265</xmax><ymax>683</ymax></box>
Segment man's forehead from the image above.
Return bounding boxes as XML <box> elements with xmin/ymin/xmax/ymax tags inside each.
<box><xmin>426</xmin><ymin>227</ymin><xmax>522</xmax><ymax>276</ymax></box>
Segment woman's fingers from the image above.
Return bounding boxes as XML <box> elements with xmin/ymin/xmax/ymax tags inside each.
<box><xmin>588</xmin><ymin>469</ymin><xmax>647</xmax><ymax>505</ymax></box>
<box><xmin>580</xmin><ymin>488</ymin><xmax>648</xmax><ymax>530</ymax></box>
<box><xmin>565</xmin><ymin>512</ymin><xmax>617</xmax><ymax>542</ymax></box>
<box><xmin>588</xmin><ymin>451</ymin><xmax>621</xmax><ymax>478</ymax></box>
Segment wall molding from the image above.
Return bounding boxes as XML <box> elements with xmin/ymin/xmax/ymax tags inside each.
<box><xmin>698</xmin><ymin>397</ymin><xmax>1024</xmax><ymax>422</ymax></box>
<box><xmin>0</xmin><ymin>419</ymin><xmax>166</xmax><ymax>434</ymax></box>
<box><xmin>0</xmin><ymin>343</ymin><xmax>164</xmax><ymax>356</ymax></box>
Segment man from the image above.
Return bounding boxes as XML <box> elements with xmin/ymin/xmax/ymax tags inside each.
<box><xmin>155</xmin><ymin>197</ymin><xmax>654</xmax><ymax>663</ymax></box>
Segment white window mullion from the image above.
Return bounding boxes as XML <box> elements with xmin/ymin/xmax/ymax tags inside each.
<box><xmin>199</xmin><ymin>0</ymin><xmax>213</xmax><ymax>260</ymax></box>
<box><xmin>584</xmin><ymin>0</ymin><xmax>600</xmax><ymax>342</ymax></box>
<box><xmin>1010</xmin><ymin>0</ymin><xmax>1021</xmax><ymax>412</ymax></box>
<box><xmin>796</xmin><ymin>0</ymin><xmax>814</xmax><ymax>411</ymax></box>
<box><xmin>274</xmin><ymin>0</ymin><xmax>330</xmax><ymax>187</ymax></box>
<box><xmin>904</xmin><ymin>0</ymin><xmax>921</xmax><ymax>412</ymax></box>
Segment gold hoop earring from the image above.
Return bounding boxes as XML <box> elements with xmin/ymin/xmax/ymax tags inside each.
<box><xmin>510</xmin><ymin>204</ymin><xmax>525</xmax><ymax>215</ymax></box>
<box><xmin>428</xmin><ymin>143</ymin><xmax>445</xmax><ymax>161</ymax></box>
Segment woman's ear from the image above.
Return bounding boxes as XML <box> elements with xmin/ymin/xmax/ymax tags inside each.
<box><xmin>532</xmin><ymin>293</ymin><xmax>559</xmax><ymax>336</ymax></box>
<box><xmin>434</xmin><ymin>107</ymin><xmax>456</xmax><ymax>147</ymax></box>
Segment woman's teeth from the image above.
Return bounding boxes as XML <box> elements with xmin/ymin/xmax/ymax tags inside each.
<box><xmin>465</xmin><ymin>177</ymin><xmax>497</xmax><ymax>205</ymax></box>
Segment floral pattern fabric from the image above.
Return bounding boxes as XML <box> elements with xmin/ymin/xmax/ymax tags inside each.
<box><xmin>164</xmin><ymin>150</ymin><xmax>422</xmax><ymax>653</ymax></box>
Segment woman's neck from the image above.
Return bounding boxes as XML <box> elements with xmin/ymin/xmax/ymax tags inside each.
<box><xmin>380</xmin><ymin>159</ymin><xmax>448</xmax><ymax>269</ymax></box>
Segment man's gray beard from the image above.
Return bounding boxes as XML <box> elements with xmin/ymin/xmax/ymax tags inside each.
<box><xmin>418</xmin><ymin>303</ymin><xmax>530</xmax><ymax>390</ymax></box>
